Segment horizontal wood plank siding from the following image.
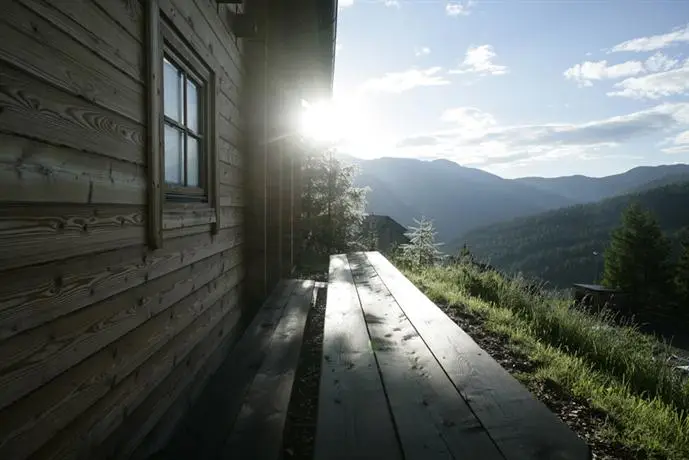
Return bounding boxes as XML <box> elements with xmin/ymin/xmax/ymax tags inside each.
<box><xmin>19</xmin><ymin>0</ymin><xmax>144</xmax><ymax>82</ymax></box>
<box><xmin>0</xmin><ymin>63</ymin><xmax>145</xmax><ymax>165</ymax></box>
<box><xmin>0</xmin><ymin>0</ymin><xmax>250</xmax><ymax>459</ymax></box>
<box><xmin>0</xmin><ymin>1</ymin><xmax>145</xmax><ymax>124</ymax></box>
<box><xmin>0</xmin><ymin>203</ymin><xmax>146</xmax><ymax>272</ymax></box>
<box><xmin>0</xmin><ymin>134</ymin><xmax>147</xmax><ymax>205</ymax></box>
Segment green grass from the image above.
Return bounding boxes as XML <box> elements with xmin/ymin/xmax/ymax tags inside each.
<box><xmin>399</xmin><ymin>261</ymin><xmax>689</xmax><ymax>459</ymax></box>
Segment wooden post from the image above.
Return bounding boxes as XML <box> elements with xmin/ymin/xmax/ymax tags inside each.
<box><xmin>242</xmin><ymin>0</ymin><xmax>269</xmax><ymax>307</ymax></box>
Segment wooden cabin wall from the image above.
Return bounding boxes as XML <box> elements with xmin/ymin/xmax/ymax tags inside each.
<box><xmin>0</xmin><ymin>0</ymin><xmax>283</xmax><ymax>458</ymax></box>
<box><xmin>243</xmin><ymin>0</ymin><xmax>304</xmax><ymax>306</ymax></box>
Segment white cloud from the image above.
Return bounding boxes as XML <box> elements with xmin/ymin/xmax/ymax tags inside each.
<box><xmin>611</xmin><ymin>23</ymin><xmax>689</xmax><ymax>53</ymax></box>
<box><xmin>608</xmin><ymin>60</ymin><xmax>689</xmax><ymax>99</ymax></box>
<box><xmin>339</xmin><ymin>0</ymin><xmax>354</xmax><ymax>8</ymax></box>
<box><xmin>450</xmin><ymin>45</ymin><xmax>509</xmax><ymax>76</ymax></box>
<box><xmin>361</xmin><ymin>67</ymin><xmax>451</xmax><ymax>93</ymax></box>
<box><xmin>440</xmin><ymin>107</ymin><xmax>496</xmax><ymax>134</ymax></box>
<box><xmin>675</xmin><ymin>130</ymin><xmax>689</xmax><ymax>144</ymax></box>
<box><xmin>662</xmin><ymin>130</ymin><xmax>689</xmax><ymax>154</ymax></box>
<box><xmin>384</xmin><ymin>0</ymin><xmax>401</xmax><ymax>6</ymax></box>
<box><xmin>645</xmin><ymin>52</ymin><xmax>681</xmax><ymax>72</ymax></box>
<box><xmin>564</xmin><ymin>60</ymin><xmax>645</xmax><ymax>87</ymax></box>
<box><xmin>415</xmin><ymin>46</ymin><xmax>431</xmax><ymax>57</ymax></box>
<box><xmin>446</xmin><ymin>0</ymin><xmax>475</xmax><ymax>16</ymax></box>
<box><xmin>396</xmin><ymin>103</ymin><xmax>689</xmax><ymax>166</ymax></box>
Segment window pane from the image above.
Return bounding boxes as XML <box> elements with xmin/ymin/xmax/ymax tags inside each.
<box><xmin>186</xmin><ymin>136</ymin><xmax>200</xmax><ymax>187</ymax></box>
<box><xmin>163</xmin><ymin>58</ymin><xmax>183</xmax><ymax>122</ymax></box>
<box><xmin>164</xmin><ymin>124</ymin><xmax>183</xmax><ymax>184</ymax></box>
<box><xmin>186</xmin><ymin>79</ymin><xmax>200</xmax><ymax>133</ymax></box>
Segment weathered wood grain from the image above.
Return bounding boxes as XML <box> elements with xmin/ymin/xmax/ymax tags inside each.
<box><xmin>222</xmin><ymin>280</ymin><xmax>314</xmax><ymax>459</ymax></box>
<box><xmin>158</xmin><ymin>0</ymin><xmax>236</xmax><ymax>99</ymax></box>
<box><xmin>187</xmin><ymin>0</ymin><xmax>243</xmax><ymax>80</ymax></box>
<box><xmin>163</xmin><ymin>207</ymin><xmax>217</xmax><ymax>230</ymax></box>
<box><xmin>218</xmin><ymin>136</ymin><xmax>243</xmax><ymax>167</ymax></box>
<box><xmin>105</xmin><ymin>285</ymin><xmax>245</xmax><ymax>460</ymax></box>
<box><xmin>152</xmin><ymin>280</ymin><xmax>298</xmax><ymax>459</ymax></box>
<box><xmin>219</xmin><ymin>206</ymin><xmax>243</xmax><ymax>229</ymax></box>
<box><xmin>93</xmin><ymin>0</ymin><xmax>145</xmax><ymax>42</ymax></box>
<box><xmin>314</xmin><ymin>255</ymin><xmax>402</xmax><ymax>460</ymax></box>
<box><xmin>0</xmin><ymin>203</ymin><xmax>144</xmax><ymax>272</ymax></box>
<box><xmin>19</xmin><ymin>0</ymin><xmax>143</xmax><ymax>82</ymax></box>
<box><xmin>217</xmin><ymin>116</ymin><xmax>243</xmax><ymax>153</ymax></box>
<box><xmin>127</xmin><ymin>289</ymin><xmax>245</xmax><ymax>460</ymax></box>
<box><xmin>0</xmin><ymin>226</ymin><xmax>241</xmax><ymax>341</ymax></box>
<box><xmin>0</xmin><ymin>246</ymin><xmax>240</xmax><ymax>412</ymax></box>
<box><xmin>31</xmin><ymin>283</ymin><xmax>241</xmax><ymax>460</ymax></box>
<box><xmin>219</xmin><ymin>161</ymin><xmax>242</xmax><ymax>186</ymax></box>
<box><xmin>0</xmin><ymin>262</ymin><xmax>242</xmax><ymax>460</ymax></box>
<box><xmin>364</xmin><ymin>251</ymin><xmax>591</xmax><ymax>460</ymax></box>
<box><xmin>219</xmin><ymin>183</ymin><xmax>244</xmax><ymax>207</ymax></box>
<box><xmin>0</xmin><ymin>2</ymin><xmax>144</xmax><ymax>123</ymax></box>
<box><xmin>218</xmin><ymin>90</ymin><xmax>240</xmax><ymax>126</ymax></box>
<box><xmin>348</xmin><ymin>253</ymin><xmax>502</xmax><ymax>459</ymax></box>
<box><xmin>0</xmin><ymin>133</ymin><xmax>146</xmax><ymax>205</ymax></box>
<box><xmin>0</xmin><ymin>64</ymin><xmax>145</xmax><ymax>164</ymax></box>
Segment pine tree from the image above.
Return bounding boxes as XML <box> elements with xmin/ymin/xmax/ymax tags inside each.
<box><xmin>300</xmin><ymin>149</ymin><xmax>369</xmax><ymax>256</ymax></box>
<box><xmin>458</xmin><ymin>243</ymin><xmax>474</xmax><ymax>264</ymax></box>
<box><xmin>400</xmin><ymin>216</ymin><xmax>444</xmax><ymax>267</ymax></box>
<box><xmin>602</xmin><ymin>202</ymin><xmax>673</xmax><ymax>309</ymax></box>
<box><xmin>675</xmin><ymin>229</ymin><xmax>689</xmax><ymax>309</ymax></box>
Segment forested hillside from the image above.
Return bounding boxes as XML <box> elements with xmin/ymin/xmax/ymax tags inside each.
<box><xmin>456</xmin><ymin>182</ymin><xmax>689</xmax><ymax>287</ymax></box>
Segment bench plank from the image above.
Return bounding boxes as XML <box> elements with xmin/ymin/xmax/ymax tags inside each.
<box><xmin>314</xmin><ymin>254</ymin><xmax>402</xmax><ymax>460</ymax></box>
<box><xmin>348</xmin><ymin>253</ymin><xmax>504</xmax><ymax>460</ymax></box>
<box><xmin>222</xmin><ymin>280</ymin><xmax>315</xmax><ymax>459</ymax></box>
<box><xmin>154</xmin><ymin>279</ymin><xmax>299</xmax><ymax>459</ymax></box>
<box><xmin>364</xmin><ymin>251</ymin><xmax>591</xmax><ymax>460</ymax></box>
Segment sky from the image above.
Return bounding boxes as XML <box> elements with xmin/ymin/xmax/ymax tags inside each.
<box><xmin>328</xmin><ymin>0</ymin><xmax>689</xmax><ymax>178</ymax></box>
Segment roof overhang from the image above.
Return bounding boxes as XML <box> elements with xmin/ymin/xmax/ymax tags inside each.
<box><xmin>264</xmin><ymin>0</ymin><xmax>338</xmax><ymax>102</ymax></box>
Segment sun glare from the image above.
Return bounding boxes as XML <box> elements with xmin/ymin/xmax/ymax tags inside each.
<box><xmin>299</xmin><ymin>98</ymin><xmax>371</xmax><ymax>146</ymax></box>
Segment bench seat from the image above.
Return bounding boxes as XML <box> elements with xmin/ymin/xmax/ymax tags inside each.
<box><xmin>152</xmin><ymin>279</ymin><xmax>314</xmax><ymax>460</ymax></box>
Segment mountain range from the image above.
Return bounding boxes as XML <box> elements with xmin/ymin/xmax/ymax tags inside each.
<box><xmin>347</xmin><ymin>155</ymin><xmax>689</xmax><ymax>245</ymax></box>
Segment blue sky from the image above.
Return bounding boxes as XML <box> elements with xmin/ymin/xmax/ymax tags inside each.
<box><xmin>331</xmin><ymin>0</ymin><xmax>689</xmax><ymax>178</ymax></box>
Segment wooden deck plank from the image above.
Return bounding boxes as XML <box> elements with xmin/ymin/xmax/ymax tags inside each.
<box><xmin>364</xmin><ymin>251</ymin><xmax>591</xmax><ymax>460</ymax></box>
<box><xmin>154</xmin><ymin>280</ymin><xmax>299</xmax><ymax>460</ymax></box>
<box><xmin>348</xmin><ymin>253</ymin><xmax>503</xmax><ymax>460</ymax></box>
<box><xmin>221</xmin><ymin>280</ymin><xmax>315</xmax><ymax>459</ymax></box>
<box><xmin>314</xmin><ymin>255</ymin><xmax>402</xmax><ymax>460</ymax></box>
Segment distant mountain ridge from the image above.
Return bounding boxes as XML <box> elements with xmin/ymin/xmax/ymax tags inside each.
<box><xmin>454</xmin><ymin>181</ymin><xmax>689</xmax><ymax>288</ymax></box>
<box><xmin>514</xmin><ymin>164</ymin><xmax>689</xmax><ymax>203</ymax></box>
<box><xmin>348</xmin><ymin>155</ymin><xmax>689</xmax><ymax>244</ymax></box>
<box><xmin>351</xmin><ymin>157</ymin><xmax>575</xmax><ymax>245</ymax></box>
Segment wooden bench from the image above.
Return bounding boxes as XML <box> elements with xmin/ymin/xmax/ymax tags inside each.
<box><xmin>151</xmin><ymin>279</ymin><xmax>315</xmax><ymax>460</ymax></box>
<box><xmin>315</xmin><ymin>252</ymin><xmax>591</xmax><ymax>460</ymax></box>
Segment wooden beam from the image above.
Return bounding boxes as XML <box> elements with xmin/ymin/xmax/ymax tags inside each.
<box><xmin>348</xmin><ymin>253</ymin><xmax>502</xmax><ymax>459</ymax></box>
<box><xmin>146</xmin><ymin>0</ymin><xmax>163</xmax><ymax>249</ymax></box>
<box><xmin>221</xmin><ymin>280</ymin><xmax>314</xmax><ymax>458</ymax></box>
<box><xmin>364</xmin><ymin>251</ymin><xmax>591</xmax><ymax>460</ymax></box>
<box><xmin>314</xmin><ymin>254</ymin><xmax>402</xmax><ymax>460</ymax></box>
<box><xmin>153</xmin><ymin>280</ymin><xmax>299</xmax><ymax>459</ymax></box>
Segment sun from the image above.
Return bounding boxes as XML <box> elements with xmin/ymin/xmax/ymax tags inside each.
<box><xmin>299</xmin><ymin>100</ymin><xmax>341</xmax><ymax>143</ymax></box>
<box><xmin>298</xmin><ymin>97</ymin><xmax>371</xmax><ymax>145</ymax></box>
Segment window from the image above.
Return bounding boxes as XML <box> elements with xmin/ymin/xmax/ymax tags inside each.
<box><xmin>163</xmin><ymin>56</ymin><xmax>202</xmax><ymax>192</ymax></box>
<box><xmin>146</xmin><ymin>8</ymin><xmax>220</xmax><ymax>249</ymax></box>
<box><xmin>160</xmin><ymin>19</ymin><xmax>212</xmax><ymax>202</ymax></box>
